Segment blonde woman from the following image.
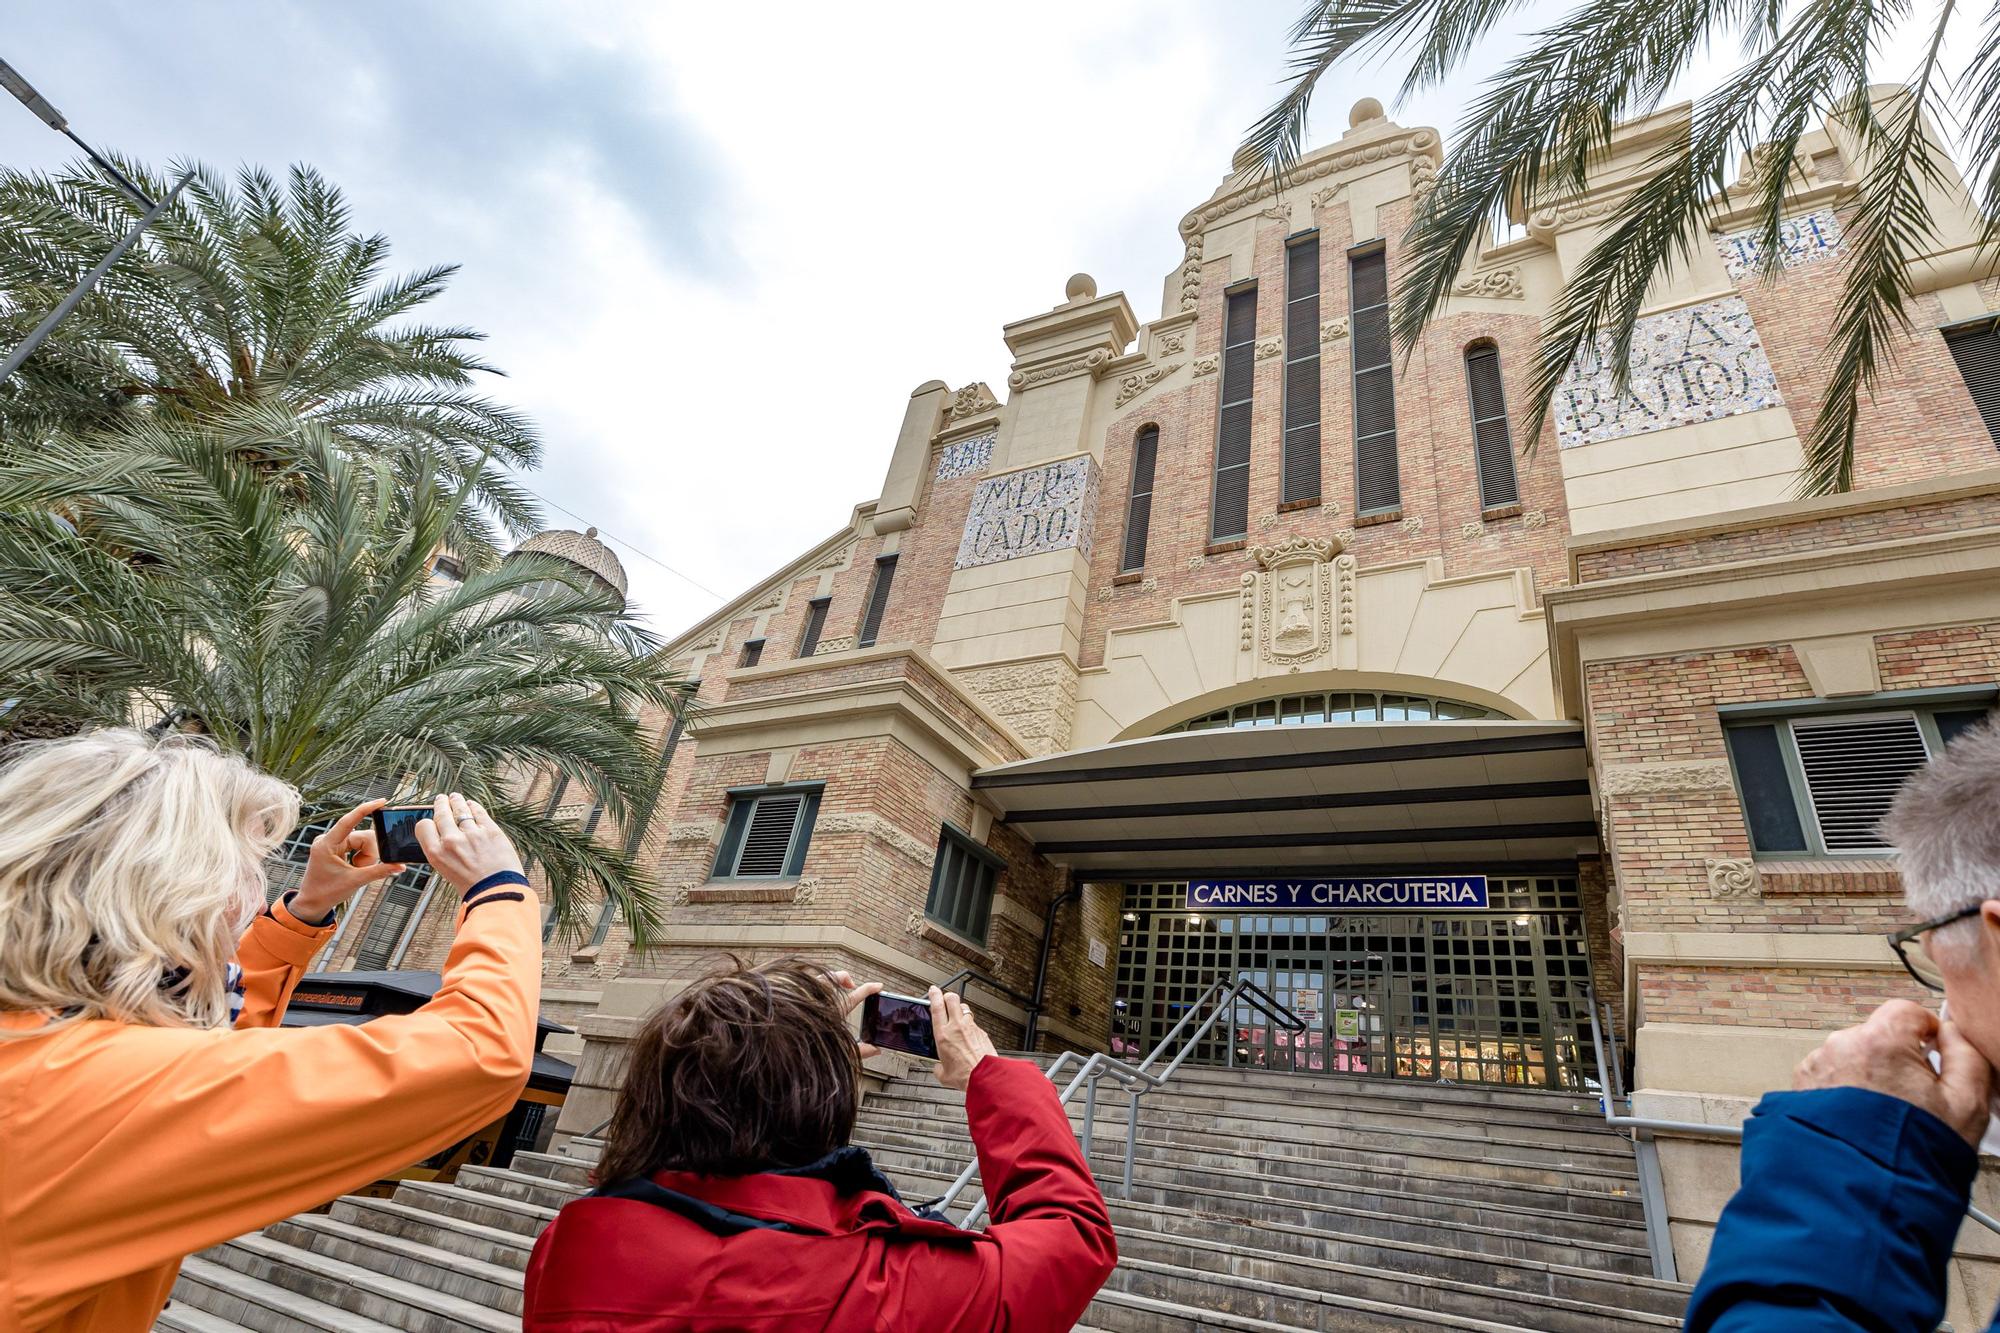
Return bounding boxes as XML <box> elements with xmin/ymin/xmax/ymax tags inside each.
<box><xmin>0</xmin><ymin>729</ymin><xmax>544</xmax><ymax>1333</ymax></box>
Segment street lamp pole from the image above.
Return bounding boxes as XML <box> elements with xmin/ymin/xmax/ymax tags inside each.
<box><xmin>0</xmin><ymin>55</ymin><xmax>191</xmax><ymax>381</ymax></box>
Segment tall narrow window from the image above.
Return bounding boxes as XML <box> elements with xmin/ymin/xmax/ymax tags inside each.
<box><xmin>1464</xmin><ymin>343</ymin><xmax>1520</xmax><ymax>509</ymax></box>
<box><xmin>857</xmin><ymin>555</ymin><xmax>897</xmax><ymax>648</ymax></box>
<box><xmin>1944</xmin><ymin>321</ymin><xmax>2000</xmax><ymax>448</ymax></box>
<box><xmin>925</xmin><ymin>825</ymin><xmax>1004</xmax><ymax>945</ymax></box>
<box><xmin>1282</xmin><ymin>236</ymin><xmax>1322</xmax><ymax>506</ymax></box>
<box><xmin>1211</xmin><ymin>287</ymin><xmax>1257</xmax><ymax>542</ymax></box>
<box><xmin>1121</xmin><ymin>426</ymin><xmax>1158</xmax><ymax>573</ymax></box>
<box><xmin>1350</xmin><ymin>247</ymin><xmax>1400</xmax><ymax>514</ymax></box>
<box><xmin>739</xmin><ymin>638</ymin><xmax>764</xmax><ymax>669</ymax></box>
<box><xmin>797</xmin><ymin>596</ymin><xmax>830</xmax><ymax>657</ymax></box>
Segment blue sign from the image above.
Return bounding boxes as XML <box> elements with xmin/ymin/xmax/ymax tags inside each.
<box><xmin>1188</xmin><ymin>877</ymin><xmax>1489</xmax><ymax>911</ymax></box>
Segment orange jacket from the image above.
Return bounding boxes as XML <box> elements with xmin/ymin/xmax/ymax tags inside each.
<box><xmin>0</xmin><ymin>888</ymin><xmax>542</xmax><ymax>1333</ymax></box>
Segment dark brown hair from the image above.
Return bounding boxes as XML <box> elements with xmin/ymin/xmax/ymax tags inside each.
<box><xmin>595</xmin><ymin>956</ymin><xmax>861</xmax><ymax>1182</ymax></box>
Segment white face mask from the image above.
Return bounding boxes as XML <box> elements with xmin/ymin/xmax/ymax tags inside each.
<box><xmin>1938</xmin><ymin>1000</ymin><xmax>2000</xmax><ymax>1155</ymax></box>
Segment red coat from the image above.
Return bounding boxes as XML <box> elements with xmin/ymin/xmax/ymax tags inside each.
<box><xmin>523</xmin><ymin>1056</ymin><xmax>1118</xmax><ymax>1332</ymax></box>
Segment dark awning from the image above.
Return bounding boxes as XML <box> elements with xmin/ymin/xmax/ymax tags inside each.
<box><xmin>973</xmin><ymin>721</ymin><xmax>1596</xmax><ymax>878</ymax></box>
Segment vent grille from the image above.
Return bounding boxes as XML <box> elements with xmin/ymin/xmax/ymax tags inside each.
<box><xmin>1122</xmin><ymin>426</ymin><xmax>1158</xmax><ymax>572</ymax></box>
<box><xmin>1283</xmin><ymin>236</ymin><xmax>1322</xmax><ymax>505</ymax></box>
<box><xmin>1945</xmin><ymin>323</ymin><xmax>2000</xmax><ymax>449</ymax></box>
<box><xmin>1465</xmin><ymin>345</ymin><xmax>1520</xmax><ymax>508</ymax></box>
<box><xmin>1350</xmin><ymin>249</ymin><xmax>1400</xmax><ymax>513</ymax></box>
<box><xmin>735</xmin><ymin>795</ymin><xmax>805</xmax><ymax>876</ymax></box>
<box><xmin>1792</xmin><ymin>714</ymin><xmax>1931</xmax><ymax>852</ymax></box>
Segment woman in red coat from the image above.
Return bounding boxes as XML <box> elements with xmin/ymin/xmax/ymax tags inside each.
<box><xmin>522</xmin><ymin>961</ymin><xmax>1118</xmax><ymax>1332</ymax></box>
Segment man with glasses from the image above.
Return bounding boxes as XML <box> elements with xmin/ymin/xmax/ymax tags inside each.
<box><xmin>1688</xmin><ymin>719</ymin><xmax>2000</xmax><ymax>1331</ymax></box>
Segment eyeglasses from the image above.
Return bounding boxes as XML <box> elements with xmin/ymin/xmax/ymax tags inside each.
<box><xmin>1887</xmin><ymin>904</ymin><xmax>1986</xmax><ymax>991</ymax></box>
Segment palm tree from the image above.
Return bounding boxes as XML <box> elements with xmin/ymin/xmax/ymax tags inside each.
<box><xmin>0</xmin><ymin>159</ymin><xmax>540</xmax><ymax>556</ymax></box>
<box><xmin>1244</xmin><ymin>1</ymin><xmax>1990</xmax><ymax>494</ymax></box>
<box><xmin>0</xmin><ymin>402</ymin><xmax>689</xmax><ymax>942</ymax></box>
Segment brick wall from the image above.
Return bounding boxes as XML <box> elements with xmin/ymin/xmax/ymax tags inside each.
<box><xmin>1641</xmin><ymin>965</ymin><xmax>1932</xmax><ymax>1029</ymax></box>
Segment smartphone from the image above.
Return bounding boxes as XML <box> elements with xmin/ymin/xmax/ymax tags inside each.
<box><xmin>372</xmin><ymin>805</ymin><xmax>433</xmax><ymax>866</ymax></box>
<box><xmin>860</xmin><ymin>991</ymin><xmax>939</xmax><ymax>1060</ymax></box>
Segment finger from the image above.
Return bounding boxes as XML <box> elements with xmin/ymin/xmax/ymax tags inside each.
<box><xmin>414</xmin><ymin>808</ymin><xmax>445</xmax><ymax>861</ymax></box>
<box><xmin>325</xmin><ymin>798</ymin><xmax>388</xmax><ymax>846</ymax></box>
<box><xmin>942</xmin><ymin>990</ymin><xmax>966</xmax><ymax>1029</ymax></box>
<box><xmin>466</xmin><ymin>798</ymin><xmax>498</xmax><ymax>831</ymax></box>
<box><xmin>360</xmin><ymin>860</ymin><xmax>405</xmax><ymax>885</ymax></box>
<box><xmin>844</xmin><ymin>981</ymin><xmax>883</xmax><ymax>1016</ymax></box>
<box><xmin>345</xmin><ymin>827</ymin><xmax>381</xmax><ymax>866</ymax></box>
<box><xmin>431</xmin><ymin>792</ymin><xmax>460</xmax><ymax>847</ymax></box>
<box><xmin>448</xmin><ymin>792</ymin><xmax>473</xmax><ymax>824</ymax></box>
<box><xmin>1871</xmin><ymin>998</ymin><xmax>1938</xmax><ymax>1043</ymax></box>
<box><xmin>1937</xmin><ymin>1020</ymin><xmax>1991</xmax><ymax>1094</ymax></box>
<box><xmin>928</xmin><ymin>985</ymin><xmax>948</xmax><ymax>1030</ymax></box>
<box><xmin>830</xmin><ymin>970</ymin><xmax>856</xmax><ymax>991</ymax></box>
<box><xmin>856</xmin><ymin>1042</ymin><xmax>882</xmax><ymax>1059</ymax></box>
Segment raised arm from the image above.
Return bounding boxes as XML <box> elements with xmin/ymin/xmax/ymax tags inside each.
<box><xmin>2</xmin><ymin>795</ymin><xmax>543</xmax><ymax>1317</ymax></box>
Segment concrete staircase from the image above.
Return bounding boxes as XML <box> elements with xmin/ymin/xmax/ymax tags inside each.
<box><xmin>155</xmin><ymin>1061</ymin><xmax>1689</xmax><ymax>1331</ymax></box>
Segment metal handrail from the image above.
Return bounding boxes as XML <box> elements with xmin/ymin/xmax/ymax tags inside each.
<box><xmin>937</xmin><ymin>967</ymin><xmax>1035</xmax><ymax>1011</ymax></box>
<box><xmin>1580</xmin><ymin>987</ymin><xmax>2000</xmax><ymax>1284</ymax></box>
<box><xmin>935</xmin><ymin>974</ymin><xmax>1304</xmax><ymax>1229</ymax></box>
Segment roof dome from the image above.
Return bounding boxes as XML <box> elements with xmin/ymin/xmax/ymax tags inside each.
<box><xmin>510</xmin><ymin>526</ymin><xmax>628</xmax><ymax>600</ymax></box>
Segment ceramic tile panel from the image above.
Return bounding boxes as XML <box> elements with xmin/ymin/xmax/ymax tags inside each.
<box><xmin>954</xmin><ymin>455</ymin><xmax>1099</xmax><ymax>570</ymax></box>
<box><xmin>934</xmin><ymin>430</ymin><xmax>996</xmax><ymax>482</ymax></box>
<box><xmin>1715</xmin><ymin>210</ymin><xmax>1845</xmax><ymax>280</ymax></box>
<box><xmin>1554</xmin><ymin>294</ymin><xmax>1784</xmax><ymax>450</ymax></box>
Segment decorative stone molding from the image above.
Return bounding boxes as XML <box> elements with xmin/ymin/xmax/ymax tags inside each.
<box><xmin>1191</xmin><ymin>354</ymin><xmax>1219</xmax><ymax>378</ymax></box>
<box><xmin>1178</xmin><ymin>234</ymin><xmax>1203</xmax><ymax>312</ymax></box>
<box><xmin>793</xmin><ymin>877</ymin><xmax>821</xmax><ymax>907</ymax></box>
<box><xmin>1707</xmin><ymin>858</ymin><xmax>1763</xmax><ymax>900</ymax></box>
<box><xmin>1156</xmin><ymin>331</ymin><xmax>1186</xmax><ymax>356</ymax></box>
<box><xmin>814</xmin><ymin>635</ymin><xmax>855</xmax><ymax>655</ymax></box>
<box><xmin>1461</xmin><ymin>521</ymin><xmax>1484</xmax><ymax>539</ymax></box>
<box><xmin>1253</xmin><ymin>535</ymin><xmax>1339</xmax><ymax>568</ymax></box>
<box><xmin>1600</xmin><ymin>759</ymin><xmax>1737</xmax><ymax>796</ymax></box>
<box><xmin>1404</xmin><ymin>515</ymin><xmax>1424</xmax><ymax>534</ymax></box>
<box><xmin>815</xmin><ymin>543</ymin><xmax>855</xmax><ymax>571</ymax></box>
<box><xmin>956</xmin><ymin>657</ymin><xmax>1080</xmax><ymax>757</ymax></box>
<box><xmin>905</xmin><ymin>909</ymin><xmax>924</xmax><ymax>936</ymax></box>
<box><xmin>1007</xmin><ymin>348</ymin><xmax>1109</xmax><ymax>392</ymax></box>
<box><xmin>1523</xmin><ymin>510</ymin><xmax>1548</xmax><ymax>529</ymax></box>
<box><xmin>1453</xmin><ymin>267</ymin><xmax>1525</xmax><ymax>300</ymax></box>
<box><xmin>934</xmin><ymin>429</ymin><xmax>996</xmax><ymax>482</ymax></box>
<box><xmin>1335</xmin><ymin>553</ymin><xmax>1356</xmax><ymax>635</ymax></box>
<box><xmin>666</xmin><ymin>821</ymin><xmax>721</xmax><ymax>846</ymax></box>
<box><xmin>1114</xmin><ymin>360</ymin><xmax>1183</xmax><ymax>407</ymax></box>
<box><xmin>749</xmin><ymin>586</ymin><xmax>784</xmax><ymax>612</ymax></box>
<box><xmin>1336</xmin><ymin>527</ymin><xmax>1357</xmax><ymax>547</ymax></box>
<box><xmin>1529</xmin><ymin>195</ymin><xmax>1626</xmax><ymax>231</ymax></box>
<box><xmin>1180</xmin><ymin>129</ymin><xmax>1439</xmax><ymax>237</ymax></box>
<box><xmin>671</xmin><ymin>884</ymin><xmax>693</xmax><ymax>906</ymax></box>
<box><xmin>946</xmin><ymin>382</ymin><xmax>1002</xmax><ymax>421</ymax></box>
<box><xmin>1186</xmin><ymin>554</ymin><xmax>1207</xmax><ymax>570</ymax></box>
<box><xmin>1310</xmin><ymin>184</ymin><xmax>1343</xmax><ymax>210</ymax></box>
<box><xmin>818</xmin><ymin>811</ymin><xmax>936</xmax><ymax>867</ymax></box>
<box><xmin>1254</xmin><ymin>337</ymin><xmax>1284</xmax><ymax>360</ymax></box>
<box><xmin>1241</xmin><ymin>536</ymin><xmax>1341</xmax><ymax>665</ymax></box>
<box><xmin>1410</xmin><ymin>154</ymin><xmax>1438</xmax><ymax>198</ymax></box>
<box><xmin>1238</xmin><ymin>573</ymin><xmax>1255</xmax><ymax>651</ymax></box>
<box><xmin>1320</xmin><ymin>317</ymin><xmax>1349</xmax><ymax>343</ymax></box>
<box><xmin>686</xmin><ymin>631</ymin><xmax>721</xmax><ymax>651</ymax></box>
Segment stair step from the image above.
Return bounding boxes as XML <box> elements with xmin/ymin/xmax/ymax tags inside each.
<box><xmin>390</xmin><ymin>1179</ymin><xmax>555</xmax><ymax>1238</ymax></box>
<box><xmin>330</xmin><ymin>1196</ymin><xmax>536</xmax><ymax>1271</ymax></box>
<box><xmin>166</xmin><ymin>1255</ymin><xmax>402</xmax><ymax>1333</ymax></box>
<box><xmin>198</xmin><ymin>1231</ymin><xmax>514</xmax><ymax>1332</ymax></box>
<box><xmin>265</xmin><ymin>1214</ymin><xmax>526</xmax><ymax>1312</ymax></box>
<box><xmin>152</xmin><ymin>1302</ymin><xmax>254</xmax><ymax>1332</ymax></box>
<box><xmin>1084</xmin><ymin>1280</ymin><xmax>1542</xmax><ymax>1332</ymax></box>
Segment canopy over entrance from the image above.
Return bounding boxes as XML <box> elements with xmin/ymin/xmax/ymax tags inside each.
<box><xmin>973</xmin><ymin>721</ymin><xmax>1596</xmax><ymax>878</ymax></box>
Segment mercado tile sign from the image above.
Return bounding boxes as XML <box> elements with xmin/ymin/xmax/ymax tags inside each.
<box><xmin>1188</xmin><ymin>877</ymin><xmax>1490</xmax><ymax>910</ymax></box>
<box><xmin>954</xmin><ymin>455</ymin><xmax>1098</xmax><ymax>570</ymax></box>
<box><xmin>1714</xmin><ymin>209</ymin><xmax>1845</xmax><ymax>280</ymax></box>
<box><xmin>1553</xmin><ymin>294</ymin><xmax>1783</xmax><ymax>450</ymax></box>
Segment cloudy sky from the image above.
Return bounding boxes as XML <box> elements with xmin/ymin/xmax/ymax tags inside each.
<box><xmin>0</xmin><ymin>2</ymin><xmax>1949</xmax><ymax>635</ymax></box>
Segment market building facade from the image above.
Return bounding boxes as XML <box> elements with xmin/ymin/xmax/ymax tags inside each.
<box><xmin>362</xmin><ymin>91</ymin><xmax>2000</xmax><ymax>1293</ymax></box>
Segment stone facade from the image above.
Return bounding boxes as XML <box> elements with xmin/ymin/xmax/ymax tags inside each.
<box><xmin>339</xmin><ymin>88</ymin><xmax>2000</xmax><ymax>1316</ymax></box>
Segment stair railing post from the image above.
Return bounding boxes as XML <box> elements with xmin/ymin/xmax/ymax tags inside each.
<box><xmin>1633</xmin><ymin>1129</ymin><xmax>1679</xmax><ymax>1283</ymax></box>
<box><xmin>1123</xmin><ymin>1088</ymin><xmax>1143</xmax><ymax>1198</ymax></box>
<box><xmin>1081</xmin><ymin>1066</ymin><xmax>1099</xmax><ymax>1152</ymax></box>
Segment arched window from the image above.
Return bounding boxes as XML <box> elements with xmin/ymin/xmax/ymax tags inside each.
<box><xmin>1122</xmin><ymin>425</ymin><xmax>1159</xmax><ymax>573</ymax></box>
<box><xmin>1464</xmin><ymin>342</ymin><xmax>1520</xmax><ymax>509</ymax></box>
<box><xmin>1160</xmin><ymin>690</ymin><xmax>1504</xmax><ymax>733</ymax></box>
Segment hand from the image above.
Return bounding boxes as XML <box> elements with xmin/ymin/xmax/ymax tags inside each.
<box><xmin>928</xmin><ymin>986</ymin><xmax>999</xmax><ymax>1092</ymax></box>
<box><xmin>293</xmin><ymin>798</ymin><xmax>405</xmax><ymax>922</ymax></box>
<box><xmin>830</xmin><ymin>971</ymin><xmax>885</xmax><ymax>1058</ymax></box>
<box><xmin>1794</xmin><ymin>999</ymin><xmax>1993</xmax><ymax>1147</ymax></box>
<box><xmin>412</xmin><ymin>792</ymin><xmax>525</xmax><ymax>893</ymax></box>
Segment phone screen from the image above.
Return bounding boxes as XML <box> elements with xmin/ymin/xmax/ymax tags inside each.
<box><xmin>373</xmin><ymin>806</ymin><xmax>432</xmax><ymax>866</ymax></box>
<box><xmin>861</xmin><ymin>991</ymin><xmax>938</xmax><ymax>1059</ymax></box>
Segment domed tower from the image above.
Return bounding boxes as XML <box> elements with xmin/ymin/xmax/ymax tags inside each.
<box><xmin>506</xmin><ymin>526</ymin><xmax>629</xmax><ymax>611</ymax></box>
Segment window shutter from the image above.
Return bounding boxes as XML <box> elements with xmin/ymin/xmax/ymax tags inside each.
<box><xmin>1350</xmin><ymin>248</ymin><xmax>1400</xmax><ymax>514</ymax></box>
<box><xmin>1465</xmin><ymin>345</ymin><xmax>1520</xmax><ymax>508</ymax></box>
<box><xmin>1211</xmin><ymin>288</ymin><xmax>1258</xmax><ymax>541</ymax></box>
<box><xmin>1724</xmin><ymin>723</ymin><xmax>1810</xmax><ymax>854</ymax></box>
<box><xmin>925</xmin><ymin>828</ymin><xmax>1000</xmax><ymax>944</ymax></box>
<box><xmin>857</xmin><ymin>555</ymin><xmax>897</xmax><ymax>648</ymax></box>
<box><xmin>1945</xmin><ymin>323</ymin><xmax>2000</xmax><ymax>449</ymax></box>
<box><xmin>1791</xmin><ymin>714</ymin><xmax>1932</xmax><ymax>852</ymax></box>
<box><xmin>798</xmin><ymin>597</ymin><xmax>829</xmax><ymax>657</ymax></box>
<box><xmin>1121</xmin><ymin>427</ymin><xmax>1158</xmax><ymax>572</ymax></box>
<box><xmin>1283</xmin><ymin>237</ymin><xmax>1322</xmax><ymax>505</ymax></box>
<box><xmin>734</xmin><ymin>794</ymin><xmax>805</xmax><ymax>876</ymax></box>
<box><xmin>353</xmin><ymin>873</ymin><xmax>433</xmax><ymax>969</ymax></box>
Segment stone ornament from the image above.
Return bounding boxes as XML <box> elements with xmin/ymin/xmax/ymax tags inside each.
<box><xmin>1180</xmin><ymin>129</ymin><xmax>1439</xmax><ymax>239</ymax></box>
<box><xmin>818</xmin><ymin>811</ymin><xmax>936</xmax><ymax>867</ymax></box>
<box><xmin>1157</xmin><ymin>331</ymin><xmax>1186</xmax><ymax>356</ymax></box>
<box><xmin>1600</xmin><ymin>759</ymin><xmax>1736</xmax><ymax>796</ymax></box>
<box><xmin>1186</xmin><ymin>554</ymin><xmax>1207</xmax><ymax>570</ymax></box>
<box><xmin>1114</xmin><ymin>360</ymin><xmax>1184</xmax><ymax>408</ymax></box>
<box><xmin>946</xmin><ymin>382</ymin><xmax>1002</xmax><ymax>422</ymax></box>
<box><xmin>1238</xmin><ymin>573</ymin><xmax>1256</xmax><ymax>651</ymax></box>
<box><xmin>1320</xmin><ymin>318</ymin><xmax>1349</xmax><ymax>343</ymax></box>
<box><xmin>1461</xmin><ymin>521</ymin><xmax>1484</xmax><ymax>539</ymax></box>
<box><xmin>1523</xmin><ymin>510</ymin><xmax>1548</xmax><ymax>529</ymax></box>
<box><xmin>1179</xmin><ymin>234</ymin><xmax>1204</xmax><ymax>312</ymax></box>
<box><xmin>793</xmin><ymin>877</ymin><xmax>821</xmax><ymax>907</ymax></box>
<box><xmin>1404</xmin><ymin>515</ymin><xmax>1424</xmax><ymax>534</ymax></box>
<box><xmin>665</xmin><ymin>821</ymin><xmax>720</xmax><ymax>845</ymax></box>
<box><xmin>1453</xmin><ymin>268</ymin><xmax>1525</xmax><ymax>300</ymax></box>
<box><xmin>750</xmin><ymin>587</ymin><xmax>784</xmax><ymax>612</ymax></box>
<box><xmin>815</xmin><ymin>542</ymin><xmax>855</xmax><ymax>571</ymax></box>
<box><xmin>1310</xmin><ymin>184</ymin><xmax>1342</xmax><ymax>210</ymax></box>
<box><xmin>1254</xmin><ymin>337</ymin><xmax>1284</xmax><ymax>361</ymax></box>
<box><xmin>905</xmin><ymin>910</ymin><xmax>925</xmax><ymax>936</ymax></box>
<box><xmin>955</xmin><ymin>456</ymin><xmax>1099</xmax><ymax>571</ymax></box>
<box><xmin>1335</xmin><ymin>553</ymin><xmax>1356</xmax><ymax>635</ymax></box>
<box><xmin>1552</xmin><ymin>293</ymin><xmax>1786</xmax><ymax>450</ymax></box>
<box><xmin>1191</xmin><ymin>354</ymin><xmax>1220</xmax><ymax>378</ymax></box>
<box><xmin>1008</xmin><ymin>348</ymin><xmax>1109</xmax><ymax>392</ymax></box>
<box><xmin>671</xmin><ymin>884</ymin><xmax>693</xmax><ymax>906</ymax></box>
<box><xmin>934</xmin><ymin>429</ymin><xmax>996</xmax><ymax>482</ymax></box>
<box><xmin>1715</xmin><ymin>209</ymin><xmax>1845</xmax><ymax>280</ymax></box>
<box><xmin>813</xmin><ymin>635</ymin><xmax>855</xmax><ymax>655</ymax></box>
<box><xmin>1707</xmin><ymin>858</ymin><xmax>1763</xmax><ymax>900</ymax></box>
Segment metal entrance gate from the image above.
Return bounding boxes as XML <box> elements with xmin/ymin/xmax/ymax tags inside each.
<box><xmin>1111</xmin><ymin>876</ymin><xmax>1598</xmax><ymax>1090</ymax></box>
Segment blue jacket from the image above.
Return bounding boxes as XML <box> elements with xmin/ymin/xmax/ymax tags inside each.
<box><xmin>1686</xmin><ymin>1086</ymin><xmax>1986</xmax><ymax>1331</ymax></box>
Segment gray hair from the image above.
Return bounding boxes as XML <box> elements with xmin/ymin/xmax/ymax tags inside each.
<box><xmin>1883</xmin><ymin>717</ymin><xmax>2000</xmax><ymax>951</ymax></box>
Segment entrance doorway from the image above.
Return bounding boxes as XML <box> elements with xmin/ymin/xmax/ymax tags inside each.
<box><xmin>1111</xmin><ymin>876</ymin><xmax>1598</xmax><ymax>1090</ymax></box>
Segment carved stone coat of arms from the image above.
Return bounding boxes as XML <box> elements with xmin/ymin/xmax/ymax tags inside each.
<box><xmin>1241</xmin><ymin>535</ymin><xmax>1342</xmax><ymax>667</ymax></box>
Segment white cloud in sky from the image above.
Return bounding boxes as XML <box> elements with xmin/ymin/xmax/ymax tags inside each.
<box><xmin>0</xmin><ymin>0</ymin><xmax>1970</xmax><ymax>634</ymax></box>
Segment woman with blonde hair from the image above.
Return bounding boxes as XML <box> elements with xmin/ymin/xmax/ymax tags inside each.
<box><xmin>0</xmin><ymin>728</ymin><xmax>545</xmax><ymax>1333</ymax></box>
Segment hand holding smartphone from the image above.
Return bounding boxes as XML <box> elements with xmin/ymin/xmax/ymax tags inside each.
<box><xmin>372</xmin><ymin>805</ymin><xmax>434</xmax><ymax>866</ymax></box>
<box><xmin>859</xmin><ymin>991</ymin><xmax>940</xmax><ymax>1060</ymax></box>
